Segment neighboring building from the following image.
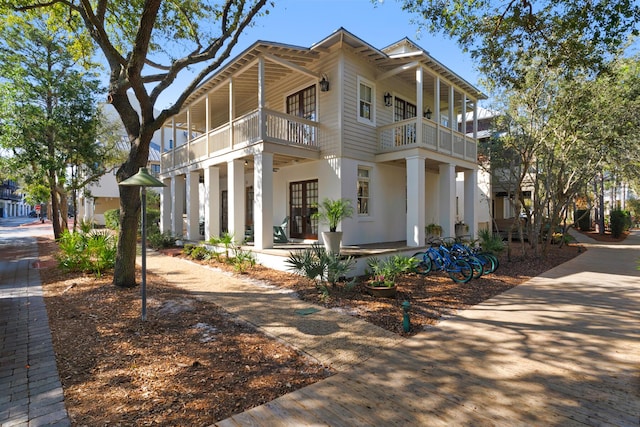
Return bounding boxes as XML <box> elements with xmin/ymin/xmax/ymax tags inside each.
<box><xmin>0</xmin><ymin>179</ymin><xmax>29</xmax><ymax>218</ymax></box>
<box><xmin>158</xmin><ymin>28</ymin><xmax>487</xmax><ymax>249</ymax></box>
<box><xmin>464</xmin><ymin>107</ymin><xmax>534</xmax><ymax>233</ymax></box>
<box><xmin>77</xmin><ymin>139</ymin><xmax>161</xmax><ymax>226</ymax></box>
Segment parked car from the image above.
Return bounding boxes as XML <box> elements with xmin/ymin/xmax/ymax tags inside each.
<box><xmin>28</xmin><ymin>210</ymin><xmax>37</xmax><ymax>217</ymax></box>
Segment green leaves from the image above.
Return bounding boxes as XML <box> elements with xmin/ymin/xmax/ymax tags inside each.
<box><xmin>401</xmin><ymin>0</ymin><xmax>640</xmax><ymax>89</ymax></box>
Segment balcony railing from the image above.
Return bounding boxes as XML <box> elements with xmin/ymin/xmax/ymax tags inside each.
<box><xmin>162</xmin><ymin>108</ymin><xmax>319</xmax><ymax>171</ymax></box>
<box><xmin>378</xmin><ymin>118</ymin><xmax>477</xmax><ymax>162</ymax></box>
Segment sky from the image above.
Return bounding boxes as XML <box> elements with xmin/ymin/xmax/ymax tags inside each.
<box><xmin>155</xmin><ymin>0</ymin><xmax>481</xmax><ymax>109</ymax></box>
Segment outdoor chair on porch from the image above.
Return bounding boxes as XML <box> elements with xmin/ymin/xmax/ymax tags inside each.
<box><xmin>273</xmin><ymin>216</ymin><xmax>289</xmax><ymax>243</ymax></box>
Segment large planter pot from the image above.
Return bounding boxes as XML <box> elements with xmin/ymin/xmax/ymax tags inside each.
<box><xmin>365</xmin><ymin>284</ymin><xmax>397</xmax><ymax>298</ymax></box>
<box><xmin>455</xmin><ymin>223</ymin><xmax>469</xmax><ymax>238</ymax></box>
<box><xmin>322</xmin><ymin>231</ymin><xmax>343</xmax><ymax>254</ymax></box>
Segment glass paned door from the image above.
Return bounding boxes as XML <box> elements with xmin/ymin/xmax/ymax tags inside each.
<box><xmin>394</xmin><ymin>98</ymin><xmax>417</xmax><ymax>146</ymax></box>
<box><xmin>286</xmin><ymin>85</ymin><xmax>316</xmax><ymax>145</ymax></box>
<box><xmin>289</xmin><ymin>179</ymin><xmax>318</xmax><ymax>239</ymax></box>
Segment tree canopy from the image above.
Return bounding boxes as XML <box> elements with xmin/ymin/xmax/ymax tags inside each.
<box><xmin>399</xmin><ymin>0</ymin><xmax>640</xmax><ymax>88</ymax></box>
<box><xmin>1</xmin><ymin>0</ymin><xmax>272</xmax><ymax>286</ymax></box>
<box><xmin>0</xmin><ymin>12</ymin><xmax>111</xmax><ymax>238</ymax></box>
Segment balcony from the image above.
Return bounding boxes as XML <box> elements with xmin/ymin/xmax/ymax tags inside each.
<box><xmin>377</xmin><ymin>117</ymin><xmax>477</xmax><ymax>163</ymax></box>
<box><xmin>161</xmin><ymin>108</ymin><xmax>320</xmax><ymax>171</ymax></box>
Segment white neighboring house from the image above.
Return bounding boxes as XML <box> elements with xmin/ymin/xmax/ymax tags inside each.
<box><xmin>159</xmin><ymin>28</ymin><xmax>487</xmax><ymax>248</ymax></box>
<box><xmin>77</xmin><ymin>96</ymin><xmax>163</xmax><ymax>226</ymax></box>
<box><xmin>77</xmin><ymin>139</ymin><xmax>161</xmax><ymax>226</ymax></box>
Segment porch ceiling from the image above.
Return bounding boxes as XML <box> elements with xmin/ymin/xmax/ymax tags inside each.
<box><xmin>184</xmin><ymin>43</ymin><xmax>320</xmax><ymax>109</ymax></box>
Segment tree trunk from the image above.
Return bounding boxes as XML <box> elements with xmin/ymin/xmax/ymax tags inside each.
<box><xmin>113</xmin><ymin>184</ymin><xmax>141</xmax><ymax>288</ymax></box>
<box><xmin>598</xmin><ymin>171</ymin><xmax>605</xmax><ymax>234</ymax></box>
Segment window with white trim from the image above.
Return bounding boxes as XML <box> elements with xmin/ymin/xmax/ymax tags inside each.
<box><xmin>357</xmin><ymin>77</ymin><xmax>375</xmax><ymax>125</ymax></box>
<box><xmin>357</xmin><ymin>167</ymin><xmax>370</xmax><ymax>215</ymax></box>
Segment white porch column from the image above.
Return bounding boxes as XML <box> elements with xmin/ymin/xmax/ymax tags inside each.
<box><xmin>160</xmin><ymin>178</ymin><xmax>171</xmax><ymax>234</ymax></box>
<box><xmin>185</xmin><ymin>171</ymin><xmax>200</xmax><ymax>240</ymax></box>
<box><xmin>439</xmin><ymin>163</ymin><xmax>456</xmax><ymax>238</ymax></box>
<box><xmin>227</xmin><ymin>159</ymin><xmax>245</xmax><ymax>244</ymax></box>
<box><xmin>254</xmin><ymin>152</ymin><xmax>274</xmax><ymax>250</ymax></box>
<box><xmin>464</xmin><ymin>168</ymin><xmax>478</xmax><ymax>239</ymax></box>
<box><xmin>204</xmin><ymin>166</ymin><xmax>220</xmax><ymax>240</ymax></box>
<box><xmin>84</xmin><ymin>196</ymin><xmax>94</xmax><ymax>223</ymax></box>
<box><xmin>415</xmin><ymin>67</ymin><xmax>423</xmax><ymax>145</ymax></box>
<box><xmin>406</xmin><ymin>155</ymin><xmax>426</xmax><ymax>247</ymax></box>
<box><xmin>171</xmin><ymin>175</ymin><xmax>185</xmax><ymax>237</ymax></box>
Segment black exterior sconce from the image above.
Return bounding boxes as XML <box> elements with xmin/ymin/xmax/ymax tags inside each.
<box><xmin>319</xmin><ymin>74</ymin><xmax>330</xmax><ymax>92</ymax></box>
<box><xmin>384</xmin><ymin>92</ymin><xmax>393</xmax><ymax>107</ymax></box>
<box><xmin>424</xmin><ymin>108</ymin><xmax>432</xmax><ymax>119</ymax></box>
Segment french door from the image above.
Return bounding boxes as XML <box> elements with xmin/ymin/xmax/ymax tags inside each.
<box><xmin>394</xmin><ymin>98</ymin><xmax>417</xmax><ymax>146</ymax></box>
<box><xmin>289</xmin><ymin>179</ymin><xmax>318</xmax><ymax>239</ymax></box>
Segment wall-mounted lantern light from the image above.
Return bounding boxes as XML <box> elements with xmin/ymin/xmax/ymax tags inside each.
<box><xmin>319</xmin><ymin>74</ymin><xmax>330</xmax><ymax>92</ymax></box>
<box><xmin>384</xmin><ymin>92</ymin><xmax>393</xmax><ymax>107</ymax></box>
<box><xmin>424</xmin><ymin>108</ymin><xmax>432</xmax><ymax>119</ymax></box>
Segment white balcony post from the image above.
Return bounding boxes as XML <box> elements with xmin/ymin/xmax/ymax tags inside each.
<box><xmin>258</xmin><ymin>57</ymin><xmax>266</xmax><ymax>139</ymax></box>
<box><xmin>449</xmin><ymin>85</ymin><xmax>454</xmax><ymax>133</ymax></box>
<box><xmin>416</xmin><ymin>67</ymin><xmax>423</xmax><ymax>146</ymax></box>
<box><xmin>227</xmin><ymin>159</ymin><xmax>245</xmax><ymax>245</ymax></box>
<box><xmin>229</xmin><ymin>77</ymin><xmax>234</xmax><ymax>148</ymax></box>
<box><xmin>171</xmin><ymin>117</ymin><xmax>176</xmax><ymax>167</ymax></box>
<box><xmin>435</xmin><ymin>77</ymin><xmax>441</xmax><ymax>147</ymax></box>
<box><xmin>406</xmin><ymin>155</ymin><xmax>426</xmax><ymax>246</ymax></box>
<box><xmin>439</xmin><ymin>163</ymin><xmax>456</xmax><ymax>238</ymax></box>
<box><xmin>185</xmin><ymin>171</ymin><xmax>200</xmax><ymax>240</ymax></box>
<box><xmin>205</xmin><ymin>94</ymin><xmax>211</xmax><ymax>156</ymax></box>
<box><xmin>253</xmin><ymin>152</ymin><xmax>274</xmax><ymax>250</ymax></box>
<box><xmin>204</xmin><ymin>166</ymin><xmax>220</xmax><ymax>240</ymax></box>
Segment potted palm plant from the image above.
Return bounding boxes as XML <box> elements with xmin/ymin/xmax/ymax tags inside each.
<box><xmin>313</xmin><ymin>198</ymin><xmax>354</xmax><ymax>254</ymax></box>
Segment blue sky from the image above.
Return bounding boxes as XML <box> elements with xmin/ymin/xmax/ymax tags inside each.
<box><xmin>155</xmin><ymin>0</ymin><xmax>481</xmax><ymax>108</ymax></box>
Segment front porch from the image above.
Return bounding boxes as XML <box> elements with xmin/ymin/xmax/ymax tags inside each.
<box><xmin>209</xmin><ymin>240</ymin><xmax>424</xmax><ymax>277</ymax></box>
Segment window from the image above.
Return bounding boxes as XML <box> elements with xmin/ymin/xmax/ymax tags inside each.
<box><xmin>357</xmin><ymin>167</ymin><xmax>370</xmax><ymax>215</ymax></box>
<box><xmin>150</xmin><ymin>164</ymin><xmax>161</xmax><ymax>176</ymax></box>
<box><xmin>357</xmin><ymin>77</ymin><xmax>374</xmax><ymax>125</ymax></box>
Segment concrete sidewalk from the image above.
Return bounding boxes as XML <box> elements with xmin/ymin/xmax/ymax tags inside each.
<box><xmin>0</xmin><ymin>235</ymin><xmax>70</xmax><ymax>427</ymax></box>
<box><xmin>143</xmin><ymin>230</ymin><xmax>640</xmax><ymax>426</ymax></box>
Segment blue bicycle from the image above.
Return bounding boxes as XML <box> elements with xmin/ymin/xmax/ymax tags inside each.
<box><xmin>413</xmin><ymin>245</ymin><xmax>473</xmax><ymax>283</ymax></box>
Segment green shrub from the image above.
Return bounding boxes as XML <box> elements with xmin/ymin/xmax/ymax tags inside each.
<box><xmin>185</xmin><ymin>245</ymin><xmax>211</xmax><ymax>260</ymax></box>
<box><xmin>575</xmin><ymin>209</ymin><xmax>591</xmax><ymax>231</ymax></box>
<box><xmin>285</xmin><ymin>243</ymin><xmax>354</xmax><ymax>297</ymax></box>
<box><xmin>610</xmin><ymin>209</ymin><xmax>631</xmax><ymax>238</ymax></box>
<box><xmin>147</xmin><ymin>230</ymin><xmax>176</xmax><ymax>249</ymax></box>
<box><xmin>478</xmin><ymin>229</ymin><xmax>505</xmax><ymax>254</ymax></box>
<box><xmin>104</xmin><ymin>209</ymin><xmax>120</xmax><ymax>230</ymax></box>
<box><xmin>231</xmin><ymin>248</ymin><xmax>256</xmax><ymax>273</ymax></box>
<box><xmin>366</xmin><ymin>255</ymin><xmax>418</xmax><ymax>286</ymax></box>
<box><xmin>56</xmin><ymin>229</ymin><xmax>117</xmax><ymax>276</ymax></box>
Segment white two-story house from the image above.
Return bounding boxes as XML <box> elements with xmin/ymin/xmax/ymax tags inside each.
<box><xmin>158</xmin><ymin>28</ymin><xmax>486</xmax><ymax>250</ymax></box>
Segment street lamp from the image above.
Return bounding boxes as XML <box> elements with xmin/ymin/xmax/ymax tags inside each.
<box><xmin>119</xmin><ymin>167</ymin><xmax>166</xmax><ymax>321</ymax></box>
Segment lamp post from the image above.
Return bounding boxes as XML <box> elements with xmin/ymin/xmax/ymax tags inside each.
<box><xmin>119</xmin><ymin>167</ymin><xmax>166</xmax><ymax>321</ymax></box>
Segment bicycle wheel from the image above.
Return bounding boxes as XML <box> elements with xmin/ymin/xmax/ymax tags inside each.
<box><xmin>467</xmin><ymin>257</ymin><xmax>483</xmax><ymax>279</ymax></box>
<box><xmin>476</xmin><ymin>253</ymin><xmax>496</xmax><ymax>275</ymax></box>
<box><xmin>447</xmin><ymin>259</ymin><xmax>473</xmax><ymax>283</ymax></box>
<box><xmin>415</xmin><ymin>255</ymin><xmax>432</xmax><ymax>274</ymax></box>
<box><xmin>484</xmin><ymin>253</ymin><xmax>499</xmax><ymax>273</ymax></box>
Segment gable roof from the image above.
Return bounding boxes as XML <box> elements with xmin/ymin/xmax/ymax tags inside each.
<box><xmin>184</xmin><ymin>27</ymin><xmax>486</xmax><ymax>106</ymax></box>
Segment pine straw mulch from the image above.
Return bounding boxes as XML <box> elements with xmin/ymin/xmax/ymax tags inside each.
<box><xmin>37</xmin><ymin>229</ymin><xmax>624</xmax><ymax>426</ymax></box>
